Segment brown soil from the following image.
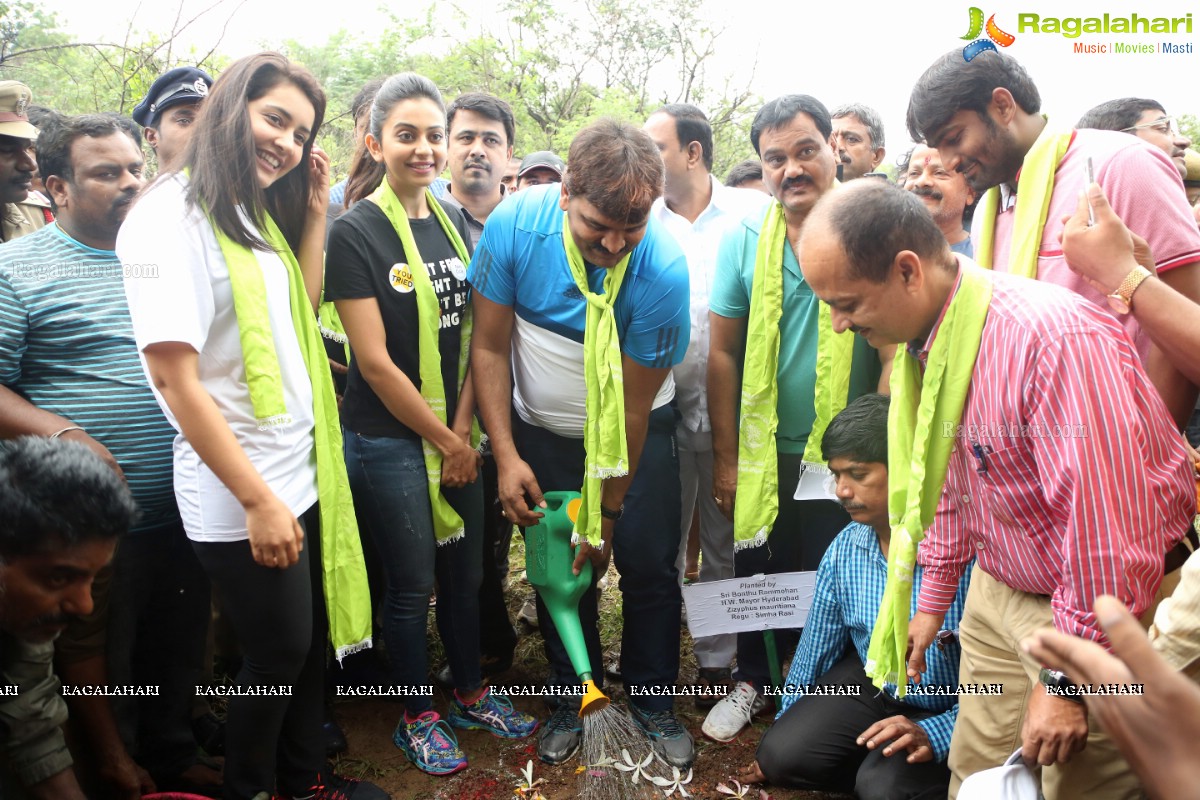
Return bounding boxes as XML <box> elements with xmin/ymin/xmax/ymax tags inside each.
<box><xmin>328</xmin><ymin>546</ymin><xmax>850</xmax><ymax>800</ymax></box>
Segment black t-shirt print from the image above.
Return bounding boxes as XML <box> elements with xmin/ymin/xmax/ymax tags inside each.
<box><xmin>325</xmin><ymin>198</ymin><xmax>474</xmax><ymax>439</ymax></box>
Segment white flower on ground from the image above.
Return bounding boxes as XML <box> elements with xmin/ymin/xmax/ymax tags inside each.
<box><xmin>612</xmin><ymin>748</ymin><xmax>655</xmax><ymax>784</ymax></box>
<box><xmin>515</xmin><ymin>759</ymin><xmax>546</xmax><ymax>798</ymax></box>
<box><xmin>716</xmin><ymin>779</ymin><xmax>771</xmax><ymax>799</ymax></box>
<box><xmin>649</xmin><ymin>766</ymin><xmax>694</xmax><ymax>797</ymax></box>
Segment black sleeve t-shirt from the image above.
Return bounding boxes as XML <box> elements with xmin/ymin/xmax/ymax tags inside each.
<box><xmin>325</xmin><ymin>198</ymin><xmax>474</xmax><ymax>439</ymax></box>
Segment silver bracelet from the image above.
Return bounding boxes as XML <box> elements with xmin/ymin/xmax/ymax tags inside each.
<box><xmin>49</xmin><ymin>426</ymin><xmax>86</xmax><ymax>439</ymax></box>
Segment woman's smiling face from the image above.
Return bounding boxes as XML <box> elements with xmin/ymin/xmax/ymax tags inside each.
<box><xmin>247</xmin><ymin>81</ymin><xmax>315</xmax><ymax>189</ymax></box>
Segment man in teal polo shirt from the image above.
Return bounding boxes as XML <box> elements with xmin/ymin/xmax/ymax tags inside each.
<box><xmin>704</xmin><ymin>93</ymin><xmax>891</xmax><ymax>742</ymax></box>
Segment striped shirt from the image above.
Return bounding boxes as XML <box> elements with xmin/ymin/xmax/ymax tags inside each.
<box><xmin>781</xmin><ymin>522</ymin><xmax>970</xmax><ymax>762</ymax></box>
<box><xmin>0</xmin><ymin>224</ymin><xmax>177</xmax><ymax>532</ymax></box>
<box><xmin>915</xmin><ymin>260</ymin><xmax>1194</xmax><ymax>644</ymax></box>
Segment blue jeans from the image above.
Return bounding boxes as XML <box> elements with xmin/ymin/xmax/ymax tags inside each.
<box><xmin>343</xmin><ymin>431</ymin><xmax>484</xmax><ymax>714</ymax></box>
<box><xmin>515</xmin><ymin>405</ymin><xmax>683</xmax><ymax>713</ymax></box>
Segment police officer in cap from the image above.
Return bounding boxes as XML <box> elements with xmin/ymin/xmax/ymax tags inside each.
<box><xmin>0</xmin><ymin>80</ymin><xmax>47</xmax><ymax>243</ymax></box>
<box><xmin>132</xmin><ymin>67</ymin><xmax>212</xmax><ymax>173</ymax></box>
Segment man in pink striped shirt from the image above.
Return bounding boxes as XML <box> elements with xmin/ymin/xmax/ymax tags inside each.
<box><xmin>799</xmin><ymin>180</ymin><xmax>1194</xmax><ymax>800</ymax></box>
<box><xmin>907</xmin><ymin>49</ymin><xmax>1200</xmax><ymax>429</ymax></box>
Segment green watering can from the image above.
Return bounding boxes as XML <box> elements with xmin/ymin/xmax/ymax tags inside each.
<box><xmin>524</xmin><ymin>491</ymin><xmax>610</xmax><ymax>716</ymax></box>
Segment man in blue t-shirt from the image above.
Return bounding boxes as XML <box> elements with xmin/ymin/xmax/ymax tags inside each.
<box><xmin>468</xmin><ymin>119</ymin><xmax>693</xmax><ymax>768</ymax></box>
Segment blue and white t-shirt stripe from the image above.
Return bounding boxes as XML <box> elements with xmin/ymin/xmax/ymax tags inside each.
<box><xmin>468</xmin><ymin>185</ymin><xmax>690</xmax><ymax>437</ymax></box>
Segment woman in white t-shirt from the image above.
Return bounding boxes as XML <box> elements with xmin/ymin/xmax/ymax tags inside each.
<box><xmin>119</xmin><ymin>52</ymin><xmax>381</xmax><ymax>800</ymax></box>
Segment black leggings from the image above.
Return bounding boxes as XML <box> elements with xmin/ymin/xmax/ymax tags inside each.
<box><xmin>192</xmin><ymin>508</ymin><xmax>325</xmax><ymax>800</ymax></box>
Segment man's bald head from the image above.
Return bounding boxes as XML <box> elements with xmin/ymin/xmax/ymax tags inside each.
<box><xmin>800</xmin><ymin>180</ymin><xmax>961</xmax><ymax>348</ymax></box>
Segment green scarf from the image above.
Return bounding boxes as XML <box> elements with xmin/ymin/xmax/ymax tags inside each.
<box><xmin>974</xmin><ymin>120</ymin><xmax>1074</xmax><ymax>279</ymax></box>
<box><xmin>735</xmin><ymin>200</ymin><xmax>854</xmax><ymax>550</ymax></box>
<box><xmin>864</xmin><ymin>263</ymin><xmax>993</xmax><ymax>695</ymax></box>
<box><xmin>802</xmin><ymin>303</ymin><xmax>855</xmax><ymax>468</ymax></box>
<box><xmin>368</xmin><ymin>179</ymin><xmax>478</xmax><ymax>545</ymax></box>
<box><xmin>563</xmin><ymin>215</ymin><xmax>630</xmax><ymax>546</ymax></box>
<box><xmin>213</xmin><ymin>206</ymin><xmax>372</xmax><ymax>662</ymax></box>
<box><xmin>318</xmin><ymin>297</ymin><xmax>350</xmax><ymax>363</ymax></box>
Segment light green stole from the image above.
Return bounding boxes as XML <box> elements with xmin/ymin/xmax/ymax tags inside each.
<box><xmin>864</xmin><ymin>263</ymin><xmax>992</xmax><ymax>695</ymax></box>
<box><xmin>734</xmin><ymin>200</ymin><xmax>854</xmax><ymax>550</ymax></box>
<box><xmin>368</xmin><ymin>179</ymin><xmax>478</xmax><ymax>545</ymax></box>
<box><xmin>212</xmin><ymin>204</ymin><xmax>372</xmax><ymax>661</ymax></box>
<box><xmin>974</xmin><ymin>121</ymin><xmax>1074</xmax><ymax>279</ymax></box>
<box><xmin>563</xmin><ymin>216</ymin><xmax>631</xmax><ymax>546</ymax></box>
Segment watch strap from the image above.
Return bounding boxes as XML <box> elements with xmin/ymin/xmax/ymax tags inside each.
<box><xmin>1039</xmin><ymin>667</ymin><xmax>1085</xmax><ymax>704</ymax></box>
<box><xmin>1112</xmin><ymin>266</ymin><xmax>1153</xmax><ymax>306</ymax></box>
<box><xmin>600</xmin><ymin>504</ymin><xmax>624</xmax><ymax>521</ymax></box>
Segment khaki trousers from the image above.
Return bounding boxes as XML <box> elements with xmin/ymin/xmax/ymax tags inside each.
<box><xmin>947</xmin><ymin>566</ymin><xmax>1142</xmax><ymax>800</ymax></box>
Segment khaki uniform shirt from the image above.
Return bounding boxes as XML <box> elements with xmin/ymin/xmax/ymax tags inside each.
<box><xmin>1</xmin><ymin>195</ymin><xmax>50</xmax><ymax>244</ymax></box>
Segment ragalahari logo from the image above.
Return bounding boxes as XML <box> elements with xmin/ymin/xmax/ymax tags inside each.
<box><xmin>961</xmin><ymin>7</ymin><xmax>1016</xmax><ymax>61</ymax></box>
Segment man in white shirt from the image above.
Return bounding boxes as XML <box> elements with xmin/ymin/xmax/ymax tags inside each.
<box><xmin>643</xmin><ymin>104</ymin><xmax>767</xmax><ymax>701</ymax></box>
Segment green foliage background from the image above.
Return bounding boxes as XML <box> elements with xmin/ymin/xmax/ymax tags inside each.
<box><xmin>0</xmin><ymin>0</ymin><xmax>762</xmax><ymax>182</ymax></box>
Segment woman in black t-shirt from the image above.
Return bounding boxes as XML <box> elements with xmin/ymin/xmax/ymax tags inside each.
<box><xmin>325</xmin><ymin>73</ymin><xmax>537</xmax><ymax>776</ymax></box>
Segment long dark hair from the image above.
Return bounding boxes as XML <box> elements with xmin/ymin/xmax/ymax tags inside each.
<box><xmin>183</xmin><ymin>52</ymin><xmax>326</xmax><ymax>252</ymax></box>
<box><xmin>344</xmin><ymin>72</ymin><xmax>444</xmax><ymax>207</ymax></box>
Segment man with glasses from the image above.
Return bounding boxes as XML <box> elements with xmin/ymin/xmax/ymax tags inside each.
<box><xmin>1078</xmin><ymin>98</ymin><xmax>1192</xmax><ymax>180</ymax></box>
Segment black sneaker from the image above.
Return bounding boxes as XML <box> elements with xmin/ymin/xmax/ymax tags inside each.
<box><xmin>603</xmin><ymin>646</ymin><xmax>622</xmax><ymax>680</ymax></box>
<box><xmin>191</xmin><ymin>711</ymin><xmax>225</xmax><ymax>757</ymax></box>
<box><xmin>284</xmin><ymin>772</ymin><xmax>391</xmax><ymax>799</ymax></box>
<box><xmin>537</xmin><ymin>702</ymin><xmax>582</xmax><ymax>765</ymax></box>
<box><xmin>629</xmin><ymin>704</ymin><xmax>695</xmax><ymax>769</ymax></box>
<box><xmin>323</xmin><ymin>719</ymin><xmax>349</xmax><ymax>757</ymax></box>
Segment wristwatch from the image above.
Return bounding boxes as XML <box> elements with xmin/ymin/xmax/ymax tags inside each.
<box><xmin>600</xmin><ymin>504</ymin><xmax>624</xmax><ymax>521</ymax></box>
<box><xmin>1106</xmin><ymin>266</ymin><xmax>1153</xmax><ymax>315</ymax></box>
<box><xmin>1038</xmin><ymin>667</ymin><xmax>1084</xmax><ymax>704</ymax></box>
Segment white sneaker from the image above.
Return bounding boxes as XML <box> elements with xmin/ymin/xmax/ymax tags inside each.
<box><xmin>701</xmin><ymin>681</ymin><xmax>767</xmax><ymax>742</ymax></box>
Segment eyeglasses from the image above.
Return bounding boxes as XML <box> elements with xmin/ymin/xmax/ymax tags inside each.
<box><xmin>1122</xmin><ymin>116</ymin><xmax>1179</xmax><ymax>137</ymax></box>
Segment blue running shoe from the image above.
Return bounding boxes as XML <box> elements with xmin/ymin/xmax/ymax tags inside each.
<box><xmin>447</xmin><ymin>687</ymin><xmax>538</xmax><ymax>739</ymax></box>
<box><xmin>393</xmin><ymin>711</ymin><xmax>467</xmax><ymax>775</ymax></box>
